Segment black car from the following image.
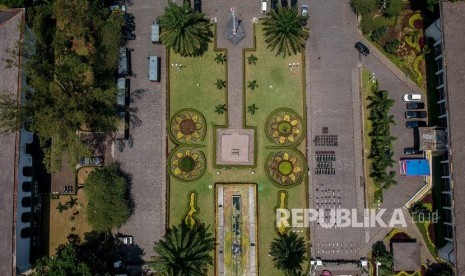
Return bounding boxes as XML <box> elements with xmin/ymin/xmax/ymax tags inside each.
<box><xmin>123</xmin><ymin>25</ymin><xmax>135</xmax><ymax>32</ymax></box>
<box><xmin>406</xmin><ymin>121</ymin><xmax>427</xmax><ymax>128</ymax></box>
<box><xmin>291</xmin><ymin>0</ymin><xmax>297</xmax><ymax>8</ymax></box>
<box><xmin>355</xmin><ymin>42</ymin><xmax>369</xmax><ymax>56</ymax></box>
<box><xmin>123</xmin><ymin>13</ymin><xmax>134</xmax><ymax>20</ymax></box>
<box><xmin>271</xmin><ymin>0</ymin><xmax>279</xmax><ymax>11</ymax></box>
<box><xmin>404</xmin><ymin>147</ymin><xmax>423</xmax><ymax>155</ymax></box>
<box><xmin>122</xmin><ymin>32</ymin><xmax>136</xmax><ymax>40</ymax></box>
<box><xmin>194</xmin><ymin>0</ymin><xmax>201</xmax><ymax>12</ymax></box>
<box><xmin>406</xmin><ymin>102</ymin><xmax>425</xmax><ymax>110</ymax></box>
<box><xmin>405</xmin><ymin>111</ymin><xmax>427</xmax><ymax>119</ymax></box>
<box><xmin>281</xmin><ymin>0</ymin><xmax>288</xmax><ymax>8</ymax></box>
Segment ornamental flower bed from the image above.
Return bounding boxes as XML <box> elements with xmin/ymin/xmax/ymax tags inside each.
<box><xmin>266</xmin><ymin>150</ymin><xmax>305</xmax><ymax>187</ymax></box>
<box><xmin>170</xmin><ymin>147</ymin><xmax>206</xmax><ymax>181</ymax></box>
<box><xmin>170</xmin><ymin>109</ymin><xmax>206</xmax><ymax>144</ymax></box>
<box><xmin>266</xmin><ymin>109</ymin><xmax>303</xmax><ymax>146</ymax></box>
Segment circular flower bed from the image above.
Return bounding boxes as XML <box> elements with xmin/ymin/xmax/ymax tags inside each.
<box><xmin>266</xmin><ymin>150</ymin><xmax>305</xmax><ymax>187</ymax></box>
<box><xmin>266</xmin><ymin>109</ymin><xmax>303</xmax><ymax>146</ymax></box>
<box><xmin>170</xmin><ymin>147</ymin><xmax>206</xmax><ymax>181</ymax></box>
<box><xmin>170</xmin><ymin>109</ymin><xmax>206</xmax><ymax>144</ymax></box>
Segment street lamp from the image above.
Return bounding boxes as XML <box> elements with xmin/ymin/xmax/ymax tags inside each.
<box><xmin>375</xmin><ymin>261</ymin><xmax>381</xmax><ymax>276</ymax></box>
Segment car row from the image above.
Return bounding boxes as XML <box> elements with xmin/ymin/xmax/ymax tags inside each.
<box><xmin>122</xmin><ymin>12</ymin><xmax>136</xmax><ymax>40</ymax></box>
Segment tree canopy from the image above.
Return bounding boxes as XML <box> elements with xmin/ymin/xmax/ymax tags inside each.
<box><xmin>262</xmin><ymin>7</ymin><xmax>309</xmax><ymax>58</ymax></box>
<box><xmin>152</xmin><ymin>223</ymin><xmax>214</xmax><ymax>275</ymax></box>
<box><xmin>350</xmin><ymin>0</ymin><xmax>377</xmax><ymax>15</ymax></box>
<box><xmin>384</xmin><ymin>0</ymin><xmax>403</xmax><ymax>17</ymax></box>
<box><xmin>269</xmin><ymin>232</ymin><xmax>307</xmax><ymax>276</ymax></box>
<box><xmin>157</xmin><ymin>2</ymin><xmax>213</xmax><ymax>57</ymax></box>
<box><xmin>32</xmin><ymin>243</ymin><xmax>92</xmax><ymax>276</ymax></box>
<box><xmin>84</xmin><ymin>165</ymin><xmax>131</xmax><ymax>232</ymax></box>
<box><xmin>0</xmin><ymin>0</ymin><xmax>124</xmax><ymax>172</ymax></box>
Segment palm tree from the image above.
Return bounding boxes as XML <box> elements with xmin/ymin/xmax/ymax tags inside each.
<box><xmin>214</xmin><ymin>79</ymin><xmax>226</xmax><ymax>90</ymax></box>
<box><xmin>247</xmin><ymin>104</ymin><xmax>259</xmax><ymax>115</ymax></box>
<box><xmin>214</xmin><ymin>104</ymin><xmax>227</xmax><ymax>114</ymax></box>
<box><xmin>247</xmin><ymin>80</ymin><xmax>258</xmax><ymax>91</ymax></box>
<box><xmin>152</xmin><ymin>223</ymin><xmax>214</xmax><ymax>275</ymax></box>
<box><xmin>247</xmin><ymin>54</ymin><xmax>258</xmax><ymax>65</ymax></box>
<box><xmin>66</xmin><ymin>196</ymin><xmax>79</xmax><ymax>208</ymax></box>
<box><xmin>262</xmin><ymin>7</ymin><xmax>309</xmax><ymax>57</ymax></box>
<box><xmin>214</xmin><ymin>53</ymin><xmax>226</xmax><ymax>64</ymax></box>
<box><xmin>157</xmin><ymin>2</ymin><xmax>213</xmax><ymax>57</ymax></box>
<box><xmin>56</xmin><ymin>201</ymin><xmax>69</xmax><ymax>213</ymax></box>
<box><xmin>269</xmin><ymin>232</ymin><xmax>307</xmax><ymax>276</ymax></box>
<box><xmin>379</xmin><ymin>171</ymin><xmax>398</xmax><ymax>189</ymax></box>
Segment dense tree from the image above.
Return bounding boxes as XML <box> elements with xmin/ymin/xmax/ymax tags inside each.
<box><xmin>262</xmin><ymin>7</ymin><xmax>309</xmax><ymax>58</ymax></box>
<box><xmin>32</xmin><ymin>244</ymin><xmax>92</xmax><ymax>276</ymax></box>
<box><xmin>157</xmin><ymin>2</ymin><xmax>213</xmax><ymax>57</ymax></box>
<box><xmin>152</xmin><ymin>223</ymin><xmax>214</xmax><ymax>275</ymax></box>
<box><xmin>350</xmin><ymin>0</ymin><xmax>377</xmax><ymax>15</ymax></box>
<box><xmin>0</xmin><ymin>0</ymin><xmax>124</xmax><ymax>172</ymax></box>
<box><xmin>269</xmin><ymin>232</ymin><xmax>307</xmax><ymax>276</ymax></box>
<box><xmin>84</xmin><ymin>165</ymin><xmax>131</xmax><ymax>232</ymax></box>
<box><xmin>0</xmin><ymin>90</ymin><xmax>21</xmax><ymax>134</ymax></box>
<box><xmin>372</xmin><ymin>241</ymin><xmax>394</xmax><ymax>276</ymax></box>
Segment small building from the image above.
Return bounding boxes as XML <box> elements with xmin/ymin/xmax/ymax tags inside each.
<box><xmin>399</xmin><ymin>159</ymin><xmax>431</xmax><ymax>176</ymax></box>
<box><xmin>419</xmin><ymin>127</ymin><xmax>447</xmax><ymax>155</ymax></box>
<box><xmin>392</xmin><ymin>242</ymin><xmax>421</xmax><ymax>272</ymax></box>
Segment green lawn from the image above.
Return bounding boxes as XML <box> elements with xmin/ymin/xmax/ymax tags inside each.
<box><xmin>167</xmin><ymin>24</ymin><xmax>309</xmax><ymax>275</ymax></box>
<box><xmin>361</xmin><ymin>68</ymin><xmax>378</xmax><ymax>208</ymax></box>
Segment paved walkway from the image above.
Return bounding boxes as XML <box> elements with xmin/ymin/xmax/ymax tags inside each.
<box><xmin>207</xmin><ymin>1</ymin><xmax>261</xmax><ymax>128</ymax></box>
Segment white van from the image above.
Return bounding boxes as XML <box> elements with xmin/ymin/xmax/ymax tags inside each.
<box><xmin>148</xmin><ymin>56</ymin><xmax>159</xmax><ymax>82</ymax></box>
<box><xmin>261</xmin><ymin>0</ymin><xmax>267</xmax><ymax>13</ymax></box>
<box><xmin>151</xmin><ymin>21</ymin><xmax>160</xmax><ymax>43</ymax></box>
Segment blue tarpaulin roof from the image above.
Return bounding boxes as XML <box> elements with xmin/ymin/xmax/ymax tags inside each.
<box><xmin>399</xmin><ymin>159</ymin><xmax>430</xmax><ymax>176</ymax></box>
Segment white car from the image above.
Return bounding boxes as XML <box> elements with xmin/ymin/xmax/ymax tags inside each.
<box><xmin>301</xmin><ymin>4</ymin><xmax>309</xmax><ymax>17</ymax></box>
<box><xmin>261</xmin><ymin>0</ymin><xmax>268</xmax><ymax>13</ymax></box>
<box><xmin>403</xmin><ymin>93</ymin><xmax>422</xmax><ymax>102</ymax></box>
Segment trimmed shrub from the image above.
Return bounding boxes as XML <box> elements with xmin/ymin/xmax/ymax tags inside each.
<box><xmin>350</xmin><ymin>0</ymin><xmax>377</xmax><ymax>15</ymax></box>
<box><xmin>360</xmin><ymin>15</ymin><xmax>375</xmax><ymax>35</ymax></box>
<box><xmin>370</xmin><ymin>26</ymin><xmax>388</xmax><ymax>42</ymax></box>
<box><xmin>383</xmin><ymin>0</ymin><xmax>403</xmax><ymax>18</ymax></box>
<box><xmin>384</xmin><ymin>39</ymin><xmax>400</xmax><ymax>54</ymax></box>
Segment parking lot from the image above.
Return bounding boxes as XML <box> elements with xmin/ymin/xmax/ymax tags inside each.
<box><xmin>306</xmin><ymin>0</ymin><xmax>426</xmax><ymax>260</ymax></box>
<box><xmin>113</xmin><ymin>0</ymin><xmax>168</xmax><ymax>262</ymax></box>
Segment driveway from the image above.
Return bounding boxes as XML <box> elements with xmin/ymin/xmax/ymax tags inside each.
<box><xmin>113</xmin><ymin>0</ymin><xmax>168</xmax><ymax>262</ymax></box>
<box><xmin>306</xmin><ymin>0</ymin><xmax>425</xmax><ymax>261</ymax></box>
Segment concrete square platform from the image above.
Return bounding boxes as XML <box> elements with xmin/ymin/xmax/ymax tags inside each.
<box><xmin>216</xmin><ymin>128</ymin><xmax>254</xmax><ymax>166</ymax></box>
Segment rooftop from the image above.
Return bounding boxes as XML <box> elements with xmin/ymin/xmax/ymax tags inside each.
<box><xmin>392</xmin><ymin>242</ymin><xmax>421</xmax><ymax>272</ymax></box>
<box><xmin>440</xmin><ymin>1</ymin><xmax>465</xmax><ymax>274</ymax></box>
<box><xmin>0</xmin><ymin>8</ymin><xmax>24</xmax><ymax>276</ymax></box>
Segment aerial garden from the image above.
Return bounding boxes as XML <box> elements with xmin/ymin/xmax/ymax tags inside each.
<box><xmin>164</xmin><ymin>3</ymin><xmax>310</xmax><ymax>275</ymax></box>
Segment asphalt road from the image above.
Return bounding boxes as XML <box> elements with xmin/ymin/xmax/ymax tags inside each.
<box><xmin>306</xmin><ymin>0</ymin><xmax>425</xmax><ymax>261</ymax></box>
<box><xmin>113</xmin><ymin>0</ymin><xmax>167</xmax><ymax>262</ymax></box>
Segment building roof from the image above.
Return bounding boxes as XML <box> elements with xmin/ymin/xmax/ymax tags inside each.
<box><xmin>418</xmin><ymin>127</ymin><xmax>447</xmax><ymax>152</ymax></box>
<box><xmin>440</xmin><ymin>1</ymin><xmax>465</xmax><ymax>274</ymax></box>
<box><xmin>392</xmin><ymin>242</ymin><xmax>421</xmax><ymax>272</ymax></box>
<box><xmin>399</xmin><ymin>159</ymin><xmax>430</xmax><ymax>176</ymax></box>
<box><xmin>0</xmin><ymin>8</ymin><xmax>24</xmax><ymax>276</ymax></box>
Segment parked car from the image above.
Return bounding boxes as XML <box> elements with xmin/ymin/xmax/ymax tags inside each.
<box><xmin>405</xmin><ymin>121</ymin><xmax>427</xmax><ymax>128</ymax></box>
<box><xmin>405</xmin><ymin>111</ymin><xmax>427</xmax><ymax>119</ymax></box>
<box><xmin>117</xmin><ymin>235</ymin><xmax>133</xmax><ymax>245</ymax></box>
<box><xmin>79</xmin><ymin>157</ymin><xmax>103</xmax><ymax>166</ymax></box>
<box><xmin>301</xmin><ymin>4</ymin><xmax>308</xmax><ymax>17</ymax></box>
<box><xmin>123</xmin><ymin>13</ymin><xmax>134</xmax><ymax>20</ymax></box>
<box><xmin>404</xmin><ymin>147</ymin><xmax>423</xmax><ymax>155</ymax></box>
<box><xmin>271</xmin><ymin>0</ymin><xmax>279</xmax><ymax>11</ymax></box>
<box><xmin>122</xmin><ymin>32</ymin><xmax>136</xmax><ymax>40</ymax></box>
<box><xmin>403</xmin><ymin>93</ymin><xmax>422</xmax><ymax>102</ymax></box>
<box><xmin>291</xmin><ymin>0</ymin><xmax>297</xmax><ymax>8</ymax></box>
<box><xmin>406</xmin><ymin>102</ymin><xmax>425</xmax><ymax>110</ymax></box>
<box><xmin>194</xmin><ymin>0</ymin><xmax>201</xmax><ymax>12</ymax></box>
<box><xmin>281</xmin><ymin>0</ymin><xmax>288</xmax><ymax>8</ymax></box>
<box><xmin>261</xmin><ymin>0</ymin><xmax>267</xmax><ymax>13</ymax></box>
<box><xmin>355</xmin><ymin>42</ymin><xmax>369</xmax><ymax>56</ymax></box>
<box><xmin>123</xmin><ymin>25</ymin><xmax>135</xmax><ymax>32</ymax></box>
